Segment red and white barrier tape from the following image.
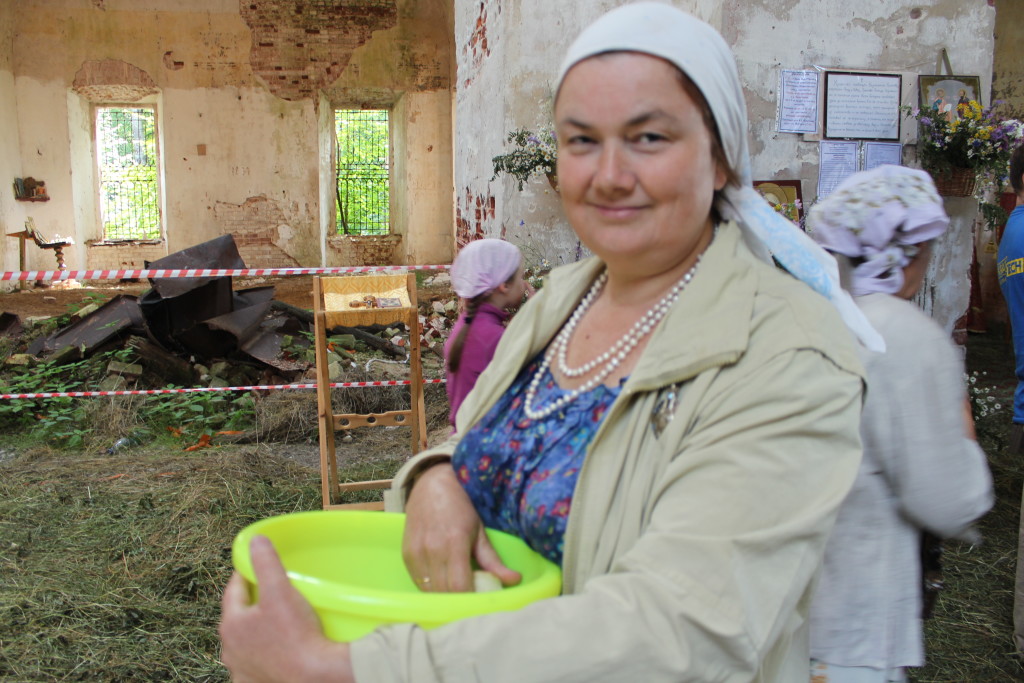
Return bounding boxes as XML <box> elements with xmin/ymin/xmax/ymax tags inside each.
<box><xmin>0</xmin><ymin>264</ymin><xmax>452</xmax><ymax>400</ymax></box>
<box><xmin>0</xmin><ymin>264</ymin><xmax>449</xmax><ymax>283</ymax></box>
<box><xmin>0</xmin><ymin>378</ymin><xmax>446</xmax><ymax>400</ymax></box>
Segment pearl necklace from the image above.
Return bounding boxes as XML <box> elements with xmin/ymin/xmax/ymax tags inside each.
<box><xmin>522</xmin><ymin>256</ymin><xmax>703</xmax><ymax>421</ymax></box>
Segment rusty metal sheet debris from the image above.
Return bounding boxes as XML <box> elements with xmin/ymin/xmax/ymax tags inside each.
<box><xmin>146</xmin><ymin>234</ymin><xmax>245</xmax><ymax>299</ymax></box>
<box><xmin>28</xmin><ymin>295</ymin><xmax>146</xmax><ymax>358</ymax></box>
<box><xmin>139</xmin><ymin>279</ymin><xmax>235</xmax><ymax>353</ymax></box>
<box><xmin>23</xmin><ymin>235</ymin><xmax>316</xmax><ymax>376</ymax></box>
<box><xmin>176</xmin><ymin>287</ymin><xmax>276</xmax><ymax>359</ymax></box>
<box><xmin>241</xmin><ymin>313</ymin><xmax>309</xmax><ymax>373</ymax></box>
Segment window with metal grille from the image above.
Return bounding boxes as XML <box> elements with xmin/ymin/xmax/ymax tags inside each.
<box><xmin>95</xmin><ymin>106</ymin><xmax>161</xmax><ymax>241</ymax></box>
<box><xmin>335</xmin><ymin>109</ymin><xmax>390</xmax><ymax>235</ymax></box>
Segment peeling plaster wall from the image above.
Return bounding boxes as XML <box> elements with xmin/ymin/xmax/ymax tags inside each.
<box><xmin>6</xmin><ymin>0</ymin><xmax>454</xmax><ymax>274</ymax></box>
<box><xmin>725</xmin><ymin>0</ymin><xmax>995</xmax><ymax>337</ymax></box>
<box><xmin>993</xmin><ymin>0</ymin><xmax>1024</xmax><ymax>115</ymax></box>
<box><xmin>394</xmin><ymin>89</ymin><xmax>454</xmax><ymax>264</ymax></box>
<box><xmin>456</xmin><ymin>0</ymin><xmax>995</xmax><ymax>335</ymax></box>
<box><xmin>323</xmin><ymin>0</ymin><xmax>456</xmax><ymax>266</ymax></box>
<box><xmin>162</xmin><ymin>87</ymin><xmax>318</xmax><ymax>260</ymax></box>
<box><xmin>0</xmin><ymin>1</ymin><xmax>25</xmax><ymax>286</ymax></box>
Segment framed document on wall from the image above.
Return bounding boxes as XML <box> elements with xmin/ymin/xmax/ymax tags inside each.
<box><xmin>824</xmin><ymin>71</ymin><xmax>902</xmax><ymax>141</ymax></box>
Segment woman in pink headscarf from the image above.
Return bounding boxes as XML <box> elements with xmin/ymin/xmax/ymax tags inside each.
<box><xmin>807</xmin><ymin>164</ymin><xmax>993</xmax><ymax>683</ymax></box>
<box><xmin>445</xmin><ymin>239</ymin><xmax>532</xmax><ymax>429</ymax></box>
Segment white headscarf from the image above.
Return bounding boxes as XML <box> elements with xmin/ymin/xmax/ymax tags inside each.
<box><xmin>807</xmin><ymin>165</ymin><xmax>949</xmax><ymax>296</ymax></box>
<box><xmin>555</xmin><ymin>1</ymin><xmax>885</xmax><ymax>352</ymax></box>
<box><xmin>450</xmin><ymin>238</ymin><xmax>523</xmax><ymax>299</ymax></box>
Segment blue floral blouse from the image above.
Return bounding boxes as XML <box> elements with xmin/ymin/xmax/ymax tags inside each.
<box><xmin>452</xmin><ymin>354</ymin><xmax>623</xmax><ymax>565</ymax></box>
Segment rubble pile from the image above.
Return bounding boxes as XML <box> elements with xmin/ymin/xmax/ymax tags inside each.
<box><xmin>2</xmin><ymin>235</ymin><xmax>458</xmax><ymax>392</ymax></box>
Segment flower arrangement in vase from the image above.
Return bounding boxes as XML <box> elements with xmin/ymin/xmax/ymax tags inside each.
<box><xmin>905</xmin><ymin>100</ymin><xmax>1024</xmax><ymax>197</ymax></box>
<box><xmin>491</xmin><ymin>128</ymin><xmax>558</xmax><ymax>191</ymax></box>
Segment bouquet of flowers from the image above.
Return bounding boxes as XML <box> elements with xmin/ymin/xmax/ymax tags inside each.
<box><xmin>491</xmin><ymin>128</ymin><xmax>558</xmax><ymax>190</ymax></box>
<box><xmin>907</xmin><ymin>100</ymin><xmax>1024</xmax><ymax>179</ymax></box>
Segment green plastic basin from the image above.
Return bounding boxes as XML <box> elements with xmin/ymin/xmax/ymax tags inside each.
<box><xmin>231</xmin><ymin>510</ymin><xmax>562</xmax><ymax>642</ymax></box>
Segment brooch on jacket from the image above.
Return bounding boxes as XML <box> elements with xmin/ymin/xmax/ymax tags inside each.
<box><xmin>650</xmin><ymin>383</ymin><xmax>681</xmax><ymax>438</ymax></box>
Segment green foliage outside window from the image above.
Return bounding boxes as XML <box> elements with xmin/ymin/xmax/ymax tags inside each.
<box><xmin>335</xmin><ymin>109</ymin><xmax>390</xmax><ymax>236</ymax></box>
<box><xmin>96</xmin><ymin>107</ymin><xmax>161</xmax><ymax>241</ymax></box>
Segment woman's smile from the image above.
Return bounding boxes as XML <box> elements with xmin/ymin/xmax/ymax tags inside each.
<box><xmin>590</xmin><ymin>202</ymin><xmax>648</xmax><ymax>220</ymax></box>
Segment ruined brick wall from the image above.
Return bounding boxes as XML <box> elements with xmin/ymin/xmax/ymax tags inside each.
<box><xmin>85</xmin><ymin>242</ymin><xmax>168</xmax><ymax>271</ymax></box>
<box><xmin>458</xmin><ymin>0</ymin><xmax>996</xmax><ymax>333</ymax></box>
<box><xmin>240</xmin><ymin>0</ymin><xmax>398</xmax><ymax>101</ymax></box>
<box><xmin>71</xmin><ymin>59</ymin><xmax>158</xmax><ymax>103</ymax></box>
<box><xmin>8</xmin><ymin>1</ymin><xmax>453</xmax><ymax>278</ymax></box>
<box><xmin>0</xmin><ymin>2</ymin><xmax>21</xmax><ymax>285</ymax></box>
<box><xmin>327</xmin><ymin>234</ymin><xmax>402</xmax><ymax>265</ymax></box>
<box><xmin>974</xmin><ymin>0</ymin><xmax>1022</xmax><ymax>331</ymax></box>
<box><xmin>993</xmin><ymin>0</ymin><xmax>1024</xmax><ymax>117</ymax></box>
<box><xmin>455</xmin><ymin>189</ymin><xmax>496</xmax><ymax>248</ymax></box>
<box><xmin>213</xmin><ymin>195</ymin><xmax>301</xmax><ymax>268</ymax></box>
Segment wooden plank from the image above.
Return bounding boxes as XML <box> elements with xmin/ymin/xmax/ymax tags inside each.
<box><xmin>407</xmin><ymin>272</ymin><xmax>428</xmax><ymax>454</ymax></box>
<box><xmin>314</xmin><ymin>276</ymin><xmax>339</xmax><ymax>509</ymax></box>
<box><xmin>333</xmin><ymin>409</ymin><xmax>412</xmax><ymax>429</ymax></box>
<box><xmin>336</xmin><ymin>478</ymin><xmax>393</xmax><ymax>493</ymax></box>
<box><xmin>325</xmin><ymin>501</ymin><xmax>386</xmax><ymax>511</ymax></box>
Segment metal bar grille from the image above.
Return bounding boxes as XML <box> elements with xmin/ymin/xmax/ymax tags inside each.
<box><xmin>335</xmin><ymin>109</ymin><xmax>389</xmax><ymax>236</ymax></box>
<box><xmin>96</xmin><ymin>107</ymin><xmax>161</xmax><ymax>241</ymax></box>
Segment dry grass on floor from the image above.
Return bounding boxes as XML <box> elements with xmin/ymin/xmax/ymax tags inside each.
<box><xmin>913</xmin><ymin>332</ymin><xmax>1024</xmax><ymax>682</ymax></box>
<box><xmin>0</xmin><ymin>380</ymin><xmax>444</xmax><ymax>682</ymax></box>
<box><xmin>2</xmin><ymin>335</ymin><xmax>1024</xmax><ymax>681</ymax></box>
<box><xmin>0</xmin><ymin>446</ymin><xmax>323</xmax><ymax>682</ymax></box>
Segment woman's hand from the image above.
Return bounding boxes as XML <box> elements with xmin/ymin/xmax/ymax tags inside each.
<box><xmin>219</xmin><ymin>535</ymin><xmax>353</xmax><ymax>683</ymax></box>
<box><xmin>403</xmin><ymin>463</ymin><xmax>521</xmax><ymax>592</ymax></box>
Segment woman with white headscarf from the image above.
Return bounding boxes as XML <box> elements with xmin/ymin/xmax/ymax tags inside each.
<box><xmin>807</xmin><ymin>165</ymin><xmax>993</xmax><ymax>683</ymax></box>
<box><xmin>220</xmin><ymin>4</ymin><xmax>871</xmax><ymax>681</ymax></box>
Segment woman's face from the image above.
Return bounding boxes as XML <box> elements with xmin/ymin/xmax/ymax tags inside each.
<box><xmin>495</xmin><ymin>263</ymin><xmax>532</xmax><ymax>309</ymax></box>
<box><xmin>554</xmin><ymin>52</ymin><xmax>726</xmax><ymax>278</ymax></box>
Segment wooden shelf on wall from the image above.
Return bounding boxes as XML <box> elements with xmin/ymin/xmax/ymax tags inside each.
<box><xmin>15</xmin><ymin>196</ymin><xmax>50</xmax><ymax>202</ymax></box>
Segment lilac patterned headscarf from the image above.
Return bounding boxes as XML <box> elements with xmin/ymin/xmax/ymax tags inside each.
<box><xmin>807</xmin><ymin>165</ymin><xmax>949</xmax><ymax>296</ymax></box>
<box><xmin>450</xmin><ymin>238</ymin><xmax>522</xmax><ymax>299</ymax></box>
<box><xmin>555</xmin><ymin>1</ymin><xmax>884</xmax><ymax>351</ymax></box>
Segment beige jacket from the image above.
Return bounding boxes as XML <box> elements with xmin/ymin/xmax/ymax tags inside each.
<box><xmin>352</xmin><ymin>224</ymin><xmax>865</xmax><ymax>682</ymax></box>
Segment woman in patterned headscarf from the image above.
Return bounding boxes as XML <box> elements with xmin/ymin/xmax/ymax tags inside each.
<box><xmin>221</xmin><ymin>5</ymin><xmax>873</xmax><ymax>681</ymax></box>
<box><xmin>807</xmin><ymin>165</ymin><xmax>993</xmax><ymax>683</ymax></box>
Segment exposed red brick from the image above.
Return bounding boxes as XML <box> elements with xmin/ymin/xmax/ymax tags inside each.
<box><xmin>72</xmin><ymin>60</ymin><xmax>158</xmax><ymax>102</ymax></box>
<box><xmin>162</xmin><ymin>51</ymin><xmax>185</xmax><ymax>70</ymax></box>
<box><xmin>462</xmin><ymin>1</ymin><xmax>499</xmax><ymax>89</ymax></box>
<box><xmin>327</xmin><ymin>235</ymin><xmax>401</xmax><ymax>266</ymax></box>
<box><xmin>456</xmin><ymin>188</ymin><xmax>494</xmax><ymax>248</ymax></box>
<box><xmin>241</xmin><ymin>0</ymin><xmax>398</xmax><ymax>101</ymax></box>
<box><xmin>86</xmin><ymin>242</ymin><xmax>167</xmax><ymax>271</ymax></box>
<box><xmin>212</xmin><ymin>195</ymin><xmax>301</xmax><ymax>268</ymax></box>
